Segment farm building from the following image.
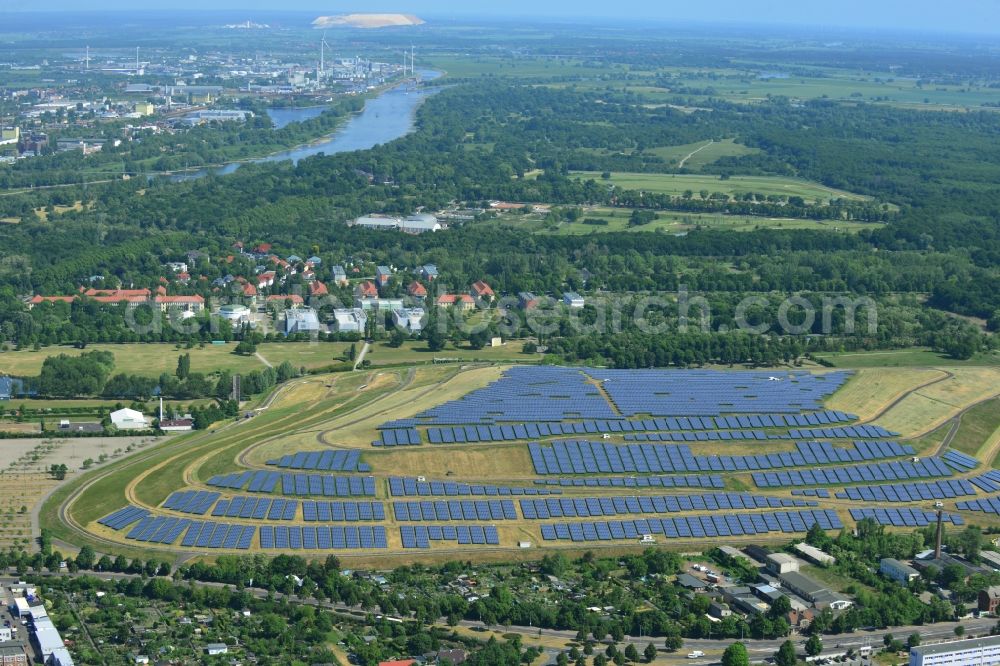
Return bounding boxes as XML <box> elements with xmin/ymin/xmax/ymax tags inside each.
<box><xmin>110</xmin><ymin>408</ymin><xmax>149</xmax><ymax>430</ymax></box>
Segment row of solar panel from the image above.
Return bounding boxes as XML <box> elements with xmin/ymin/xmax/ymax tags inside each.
<box><xmin>956</xmin><ymin>498</ymin><xmax>1000</xmax><ymax>514</ymax></box>
<box><xmin>373</xmin><ymin>429</ymin><xmax>422</xmax><ymax>447</ymax></box>
<box><xmin>265</xmin><ymin>449</ymin><xmax>369</xmax><ymax>472</ymax></box>
<box><xmin>124</xmin><ymin>516</ymin><xmax>198</xmax><ymax>544</ymax></box>
<box><xmin>520</xmin><ymin>494</ymin><xmax>816</xmax><ymax>519</ymax></box>
<box><xmin>400</xmin><ymin>525</ymin><xmax>500</xmax><ymax>548</ymax></box>
<box><xmin>405</xmin><ymin>367</ymin><xmax>849</xmax><ymax>425</ymax></box>
<box><xmin>941</xmin><ymin>449</ymin><xmax>979</xmax><ymax>471</ymax></box>
<box><xmin>419</xmin><ymin>413</ymin><xmax>868</xmax><ymax>446</ymax></box>
<box><xmin>280</xmin><ymin>474</ymin><xmax>378</xmax><ymax>497</ymax></box>
<box><xmin>534</xmin><ymin>475</ymin><xmax>725</xmax><ymax>489</ymax></box>
<box><xmin>98</xmin><ymin>505</ymin><xmax>151</xmax><ymax>530</ymax></box>
<box><xmin>302</xmin><ymin>501</ymin><xmax>385</xmax><ymax>522</ymax></box>
<box><xmin>834</xmin><ymin>479</ymin><xmax>976</xmax><ymax>503</ymax></box>
<box><xmin>790</xmin><ymin>489</ymin><xmax>831</xmax><ymax>498</ymax></box>
<box><xmin>209</xmin><ymin>496</ymin><xmax>298</xmax><ymax>520</ymax></box>
<box><xmin>161</xmin><ymin>490</ymin><xmax>221</xmax><ymax>515</ymax></box>
<box><xmin>539</xmin><ymin>509</ymin><xmax>843</xmax><ymax>542</ymax></box>
<box><xmin>849</xmin><ymin>508</ymin><xmax>964</xmax><ymax>527</ymax></box>
<box><xmin>393</xmin><ymin>500</ymin><xmax>517</xmax><ymax>522</ymax></box>
<box><xmin>388</xmin><ymin>477</ymin><xmax>562</xmax><ymax>497</ymax></box>
<box><xmin>259</xmin><ymin>525</ymin><xmax>387</xmax><ymax>549</ymax></box>
<box><xmin>528</xmin><ymin>439</ymin><xmax>914</xmax><ymax>476</ymax></box>
<box><xmin>384</xmin><ymin>408</ymin><xmax>862</xmax><ymax>432</ymax></box>
<box><xmin>969</xmin><ymin>470</ymin><xmax>1000</xmax><ymax>493</ymax></box>
<box><xmin>753</xmin><ymin>458</ymin><xmax>952</xmax><ymax>488</ymax></box>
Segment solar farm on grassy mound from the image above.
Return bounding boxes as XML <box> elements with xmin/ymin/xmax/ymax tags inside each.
<box><xmin>77</xmin><ymin>365</ymin><xmax>1000</xmax><ymax>559</ymax></box>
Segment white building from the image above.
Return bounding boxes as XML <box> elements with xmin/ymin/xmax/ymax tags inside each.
<box><xmin>355</xmin><ymin>297</ymin><xmax>404</xmax><ymax>312</ymax></box>
<box><xmin>909</xmin><ymin>636</ymin><xmax>1000</xmax><ymax>666</ymax></box>
<box><xmin>794</xmin><ymin>542</ymin><xmax>835</xmax><ymax>566</ymax></box>
<box><xmin>392</xmin><ymin>308</ymin><xmax>426</xmax><ymax>333</ymax></box>
<box><xmin>766</xmin><ymin>553</ymin><xmax>800</xmax><ymax>574</ymax></box>
<box><xmin>353</xmin><ymin>213</ymin><xmax>441</xmax><ymax>234</ymax></box>
<box><xmin>205</xmin><ymin>643</ymin><xmax>229</xmax><ymax>656</ymax></box>
<box><xmin>285</xmin><ymin>308</ymin><xmax>321</xmax><ymax>335</ymax></box>
<box><xmin>563</xmin><ymin>291</ymin><xmax>585</xmax><ymax>308</ymax></box>
<box><xmin>218</xmin><ymin>304</ymin><xmax>251</xmax><ymax>324</ymax></box>
<box><xmin>333</xmin><ymin>308</ymin><xmax>367</xmax><ymax>333</ymax></box>
<box><xmin>110</xmin><ymin>408</ymin><xmax>149</xmax><ymax>430</ymax></box>
<box><xmin>880</xmin><ymin>558</ymin><xmax>920</xmax><ymax>585</ymax></box>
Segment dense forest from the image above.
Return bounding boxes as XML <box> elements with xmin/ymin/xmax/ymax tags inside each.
<box><xmin>1</xmin><ymin>66</ymin><xmax>998</xmax><ymax>368</ymax></box>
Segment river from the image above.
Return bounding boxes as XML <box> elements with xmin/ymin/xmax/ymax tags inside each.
<box><xmin>170</xmin><ymin>69</ymin><xmax>441</xmax><ymax>181</ymax></box>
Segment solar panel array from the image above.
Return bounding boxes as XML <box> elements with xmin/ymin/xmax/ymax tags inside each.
<box><xmin>534</xmin><ymin>475</ymin><xmax>725</xmax><ymax>489</ymax></box>
<box><xmin>177</xmin><ymin>521</ymin><xmax>257</xmax><ymax>549</ymax></box>
<box><xmin>419</xmin><ymin>412</ymin><xmax>874</xmax><ymax>446</ymax></box>
<box><xmin>520</xmin><ymin>493</ymin><xmax>816</xmax><ymax>519</ymax></box>
<box><xmin>98</xmin><ymin>505</ymin><xmax>150</xmax><ymax>530</ymax></box>
<box><xmin>834</xmin><ymin>480</ymin><xmax>976</xmax><ymax>502</ymax></box>
<box><xmin>301</xmin><ymin>501</ymin><xmax>385</xmax><ymax>521</ymax></box>
<box><xmin>586</xmin><ymin>369</ymin><xmax>850</xmax><ymax>416</ymax></box>
<box><xmin>266</xmin><ymin>449</ymin><xmax>371</xmax><ymax>472</ymax></box>
<box><xmin>259</xmin><ymin>525</ymin><xmax>387</xmax><ymax>550</ymax></box>
<box><xmin>849</xmin><ymin>508</ymin><xmax>964</xmax><ymax>527</ymax></box>
<box><xmin>942</xmin><ymin>450</ymin><xmax>980</xmax><ymax>472</ymax></box>
<box><xmin>970</xmin><ymin>470</ymin><xmax>1000</xmax><ymax>493</ymax></box>
<box><xmin>626</xmin><ymin>424</ymin><xmax>893</xmax><ymax>443</ymax></box>
<box><xmin>400</xmin><ymin>525</ymin><xmax>500</xmax><ymax>548</ymax></box>
<box><xmin>209</xmin><ymin>496</ymin><xmax>299</xmax><ymax>520</ymax></box>
<box><xmin>389</xmin><ymin>477</ymin><xmax>562</xmax><ymax>497</ymax></box>
<box><xmin>408</xmin><ymin>366</ymin><xmax>615</xmax><ymax>424</ymax></box>
<box><xmin>539</xmin><ymin>509</ymin><xmax>843</xmax><ymax>542</ymax></box>
<box><xmin>126</xmin><ymin>516</ymin><xmax>204</xmax><ymax>545</ymax></box>
<box><xmin>956</xmin><ymin>497</ymin><xmax>1000</xmax><ymax>514</ymax></box>
<box><xmin>529</xmin><ymin>440</ymin><xmax>913</xmax><ymax>475</ymax></box>
<box><xmin>208</xmin><ymin>470</ymin><xmax>281</xmax><ymax>492</ymax></box>
<box><xmin>280</xmin><ymin>474</ymin><xmax>377</xmax><ymax>497</ymax></box>
<box><xmin>754</xmin><ymin>458</ymin><xmax>952</xmax><ymax>488</ymax></box>
<box><xmin>372</xmin><ymin>429</ymin><xmax>422</xmax><ymax>447</ymax></box>
<box><xmin>394</xmin><ymin>499</ymin><xmax>517</xmax><ymax>521</ymax></box>
<box><xmin>161</xmin><ymin>490</ymin><xmax>221</xmax><ymax>515</ymax></box>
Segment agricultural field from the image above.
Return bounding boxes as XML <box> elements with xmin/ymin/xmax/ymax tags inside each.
<box><xmin>647</xmin><ymin>139</ymin><xmax>761</xmax><ymax>169</ymax></box>
<box><xmin>36</xmin><ymin>361</ymin><xmax>1000</xmax><ymax>564</ymax></box>
<box><xmin>571</xmin><ymin>171</ymin><xmax>875</xmax><ymax>203</ymax></box>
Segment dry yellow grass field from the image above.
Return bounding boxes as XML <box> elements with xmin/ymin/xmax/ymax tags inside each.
<box><xmin>824</xmin><ymin>367</ymin><xmax>946</xmax><ymax>420</ymax></box>
<box><xmin>877</xmin><ymin>367</ymin><xmax>1000</xmax><ymax>437</ymax></box>
<box><xmin>366</xmin><ymin>442</ymin><xmax>535</xmax><ymax>480</ymax></box>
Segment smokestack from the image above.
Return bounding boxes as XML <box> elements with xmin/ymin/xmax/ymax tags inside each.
<box><xmin>159</xmin><ymin>396</ymin><xmax>164</xmax><ymax>422</ymax></box>
<box><xmin>935</xmin><ymin>510</ymin><xmax>943</xmax><ymax>560</ymax></box>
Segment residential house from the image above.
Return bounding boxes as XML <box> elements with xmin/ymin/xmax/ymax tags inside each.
<box><xmin>407</xmin><ymin>281</ymin><xmax>427</xmax><ymax>298</ymax></box>
<box><xmin>331</xmin><ymin>265</ymin><xmax>349</xmax><ymax>286</ymax></box>
<box><xmin>563</xmin><ymin>291</ymin><xmax>585</xmax><ymax>308</ymax></box>
<box><xmin>205</xmin><ymin>644</ymin><xmax>228</xmax><ymax>656</ymax></box>
<box><xmin>268</xmin><ymin>294</ymin><xmax>305</xmax><ymax>308</ymax></box>
<box><xmin>420</xmin><ymin>264</ymin><xmax>439</xmax><ymax>281</ymax></box>
<box><xmin>376</xmin><ymin>265</ymin><xmax>392</xmax><ymax>287</ymax></box>
<box><xmin>518</xmin><ymin>292</ymin><xmax>539</xmax><ymax>310</ymax></box>
<box><xmin>309</xmin><ymin>281</ymin><xmax>329</xmax><ymax>297</ymax></box>
<box><xmin>307</xmin><ymin>255</ymin><xmax>322</xmax><ymax>267</ymax></box>
<box><xmin>357</xmin><ymin>281</ymin><xmax>379</xmax><ymax>299</ymax></box>
<box><xmin>470</xmin><ymin>280</ymin><xmax>494</xmax><ymax>303</ymax></box>
<box><xmin>436</xmin><ymin>294</ymin><xmax>475</xmax><ymax>311</ymax></box>
<box><xmin>257</xmin><ymin>271</ymin><xmax>276</xmax><ymax>289</ymax></box>
<box><xmin>979</xmin><ymin>586</ymin><xmax>1000</xmax><ymax>613</ymax></box>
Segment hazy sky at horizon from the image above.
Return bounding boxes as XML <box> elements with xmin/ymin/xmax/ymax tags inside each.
<box><xmin>5</xmin><ymin>0</ymin><xmax>1000</xmax><ymax>35</ymax></box>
